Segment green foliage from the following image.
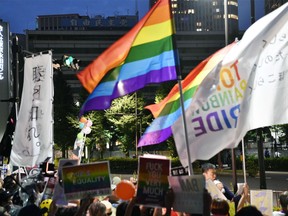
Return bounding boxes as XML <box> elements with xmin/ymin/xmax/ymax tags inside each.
<box><xmin>245</xmin><ymin>155</ymin><xmax>259</xmax><ymax>177</ymax></box>
<box><xmin>105</xmin><ymin>93</ymin><xmax>151</xmax><ymax>157</ymax></box>
<box><xmin>167</xmin><ymin>138</ymin><xmax>178</xmax><ymax>158</ymax></box>
<box><xmin>265</xmin><ymin>157</ymin><xmax>288</xmax><ymax>171</ymax></box>
<box><xmin>53</xmin><ymin>71</ymin><xmax>78</xmax><ymax>156</ymax></box>
<box><xmin>154</xmin><ymin>81</ymin><xmax>176</xmax><ymax>104</ymax></box>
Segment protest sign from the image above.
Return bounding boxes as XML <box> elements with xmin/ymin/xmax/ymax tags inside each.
<box><xmin>250</xmin><ymin>189</ymin><xmax>273</xmax><ymax>216</ymax></box>
<box><xmin>136</xmin><ymin>155</ymin><xmax>170</xmax><ymax>207</ymax></box>
<box><xmin>168</xmin><ymin>175</ymin><xmax>205</xmax><ymax>214</ymax></box>
<box><xmin>171</xmin><ymin>166</ymin><xmax>188</xmax><ymax>176</ymax></box>
<box><xmin>205</xmin><ymin>179</ymin><xmax>227</xmax><ymax>200</ymax></box>
<box><xmin>62</xmin><ymin>161</ymin><xmax>111</xmax><ymax>200</ymax></box>
<box><xmin>53</xmin><ymin>159</ymin><xmax>78</xmax><ymax>205</ymax></box>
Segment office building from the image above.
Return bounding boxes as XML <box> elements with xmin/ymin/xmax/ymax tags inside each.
<box><xmin>265</xmin><ymin>0</ymin><xmax>288</xmax><ymax>13</ymax></box>
<box><xmin>26</xmin><ymin>0</ymin><xmax>240</xmax><ymax>103</ymax></box>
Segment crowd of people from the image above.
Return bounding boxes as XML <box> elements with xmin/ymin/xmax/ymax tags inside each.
<box><xmin>0</xmin><ymin>163</ymin><xmax>287</xmax><ymax>216</ymax></box>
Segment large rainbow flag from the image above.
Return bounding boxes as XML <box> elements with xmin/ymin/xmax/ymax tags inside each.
<box><xmin>138</xmin><ymin>43</ymin><xmax>235</xmax><ymax>147</ymax></box>
<box><xmin>77</xmin><ymin>0</ymin><xmax>177</xmax><ymax>115</ymax></box>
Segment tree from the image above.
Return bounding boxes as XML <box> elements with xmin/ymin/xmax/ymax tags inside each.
<box><xmin>53</xmin><ymin>70</ymin><xmax>78</xmax><ymax>157</ymax></box>
<box><xmin>144</xmin><ymin>82</ymin><xmax>178</xmax><ymax>157</ymax></box>
<box><xmin>105</xmin><ymin>93</ymin><xmax>151</xmax><ymax>157</ymax></box>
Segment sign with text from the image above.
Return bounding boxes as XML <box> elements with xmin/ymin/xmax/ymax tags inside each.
<box><xmin>136</xmin><ymin>156</ymin><xmax>170</xmax><ymax>207</ymax></box>
<box><xmin>168</xmin><ymin>175</ymin><xmax>205</xmax><ymax>214</ymax></box>
<box><xmin>205</xmin><ymin>179</ymin><xmax>227</xmax><ymax>200</ymax></box>
<box><xmin>53</xmin><ymin>159</ymin><xmax>78</xmax><ymax>205</ymax></box>
<box><xmin>250</xmin><ymin>189</ymin><xmax>273</xmax><ymax>216</ymax></box>
<box><xmin>62</xmin><ymin>161</ymin><xmax>111</xmax><ymax>200</ymax></box>
<box><xmin>0</xmin><ymin>21</ymin><xmax>11</xmax><ymax>143</ymax></box>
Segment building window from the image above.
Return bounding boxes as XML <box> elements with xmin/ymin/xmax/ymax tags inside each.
<box><xmin>172</xmin><ymin>3</ymin><xmax>177</xmax><ymax>8</ymax></box>
<box><xmin>187</xmin><ymin>9</ymin><xmax>194</xmax><ymax>14</ymax></box>
<box><xmin>228</xmin><ymin>1</ymin><xmax>238</xmax><ymax>6</ymax></box>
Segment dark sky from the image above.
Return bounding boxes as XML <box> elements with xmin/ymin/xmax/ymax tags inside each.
<box><xmin>0</xmin><ymin>0</ymin><xmax>149</xmax><ymax>33</ymax></box>
<box><xmin>0</xmin><ymin>0</ymin><xmax>264</xmax><ymax>34</ymax></box>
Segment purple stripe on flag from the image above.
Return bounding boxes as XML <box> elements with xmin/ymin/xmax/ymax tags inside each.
<box><xmin>138</xmin><ymin>127</ymin><xmax>172</xmax><ymax>147</ymax></box>
<box><xmin>79</xmin><ymin>66</ymin><xmax>177</xmax><ymax>115</ymax></box>
<box><xmin>113</xmin><ymin>65</ymin><xmax>177</xmax><ymax>98</ymax></box>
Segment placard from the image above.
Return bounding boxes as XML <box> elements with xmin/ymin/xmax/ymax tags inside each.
<box><xmin>250</xmin><ymin>189</ymin><xmax>273</xmax><ymax>216</ymax></box>
<box><xmin>136</xmin><ymin>155</ymin><xmax>170</xmax><ymax>207</ymax></box>
<box><xmin>62</xmin><ymin>161</ymin><xmax>111</xmax><ymax>200</ymax></box>
<box><xmin>168</xmin><ymin>175</ymin><xmax>205</xmax><ymax>214</ymax></box>
<box><xmin>205</xmin><ymin>179</ymin><xmax>227</xmax><ymax>200</ymax></box>
<box><xmin>53</xmin><ymin>159</ymin><xmax>79</xmax><ymax>205</ymax></box>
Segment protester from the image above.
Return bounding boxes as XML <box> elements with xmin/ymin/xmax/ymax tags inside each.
<box><xmin>202</xmin><ymin>163</ymin><xmax>243</xmax><ymax>204</ymax></box>
<box><xmin>115</xmin><ymin>198</ymin><xmax>141</xmax><ymax>216</ymax></box>
<box><xmin>275</xmin><ymin>151</ymin><xmax>281</xmax><ymax>158</ymax></box>
<box><xmin>101</xmin><ymin>200</ymin><xmax>113</xmax><ymax>215</ymax></box>
<box><xmin>236</xmin><ymin>183</ymin><xmax>250</xmax><ymax>212</ymax></box>
<box><xmin>107</xmin><ymin>176</ymin><xmax>122</xmax><ymax>208</ymax></box>
<box><xmin>210</xmin><ymin>198</ymin><xmax>230</xmax><ymax>216</ymax></box>
<box><xmin>264</xmin><ymin>148</ymin><xmax>270</xmax><ymax>158</ymax></box>
<box><xmin>86</xmin><ymin>202</ymin><xmax>107</xmax><ymax>216</ymax></box>
<box><xmin>273</xmin><ymin>191</ymin><xmax>288</xmax><ymax>216</ymax></box>
<box><xmin>74</xmin><ymin>196</ymin><xmax>94</xmax><ymax>216</ymax></box>
<box><xmin>235</xmin><ymin>205</ymin><xmax>263</xmax><ymax>216</ymax></box>
<box><xmin>18</xmin><ymin>203</ymin><xmax>46</xmax><ymax>216</ymax></box>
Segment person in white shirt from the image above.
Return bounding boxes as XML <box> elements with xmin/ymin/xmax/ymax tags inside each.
<box><xmin>273</xmin><ymin>191</ymin><xmax>288</xmax><ymax>216</ymax></box>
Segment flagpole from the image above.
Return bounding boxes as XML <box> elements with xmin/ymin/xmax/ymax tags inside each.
<box><xmin>241</xmin><ymin>138</ymin><xmax>247</xmax><ymax>183</ymax></box>
<box><xmin>168</xmin><ymin>0</ymin><xmax>193</xmax><ymax>175</ymax></box>
<box><xmin>224</xmin><ymin>0</ymin><xmax>237</xmax><ymax>193</ymax></box>
<box><xmin>177</xmin><ymin>79</ymin><xmax>194</xmax><ymax>175</ymax></box>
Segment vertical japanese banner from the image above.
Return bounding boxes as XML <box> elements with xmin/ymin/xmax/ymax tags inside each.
<box><xmin>136</xmin><ymin>155</ymin><xmax>170</xmax><ymax>207</ymax></box>
<box><xmin>10</xmin><ymin>52</ymin><xmax>53</xmax><ymax>167</ymax></box>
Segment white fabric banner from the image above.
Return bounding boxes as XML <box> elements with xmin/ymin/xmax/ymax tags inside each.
<box><xmin>10</xmin><ymin>52</ymin><xmax>54</xmax><ymax>167</ymax></box>
<box><xmin>172</xmin><ymin>3</ymin><xmax>288</xmax><ymax>167</ymax></box>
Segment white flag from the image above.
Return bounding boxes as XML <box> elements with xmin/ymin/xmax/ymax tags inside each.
<box><xmin>10</xmin><ymin>52</ymin><xmax>54</xmax><ymax>167</ymax></box>
<box><xmin>172</xmin><ymin>3</ymin><xmax>288</xmax><ymax>168</ymax></box>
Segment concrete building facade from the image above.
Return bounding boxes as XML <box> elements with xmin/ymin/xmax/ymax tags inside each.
<box><xmin>26</xmin><ymin>0</ymin><xmax>240</xmax><ymax>104</ymax></box>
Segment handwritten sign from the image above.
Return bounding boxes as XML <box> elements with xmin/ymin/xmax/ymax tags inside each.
<box><xmin>168</xmin><ymin>175</ymin><xmax>205</xmax><ymax>214</ymax></box>
<box><xmin>62</xmin><ymin>161</ymin><xmax>111</xmax><ymax>200</ymax></box>
<box><xmin>250</xmin><ymin>190</ymin><xmax>273</xmax><ymax>216</ymax></box>
<box><xmin>136</xmin><ymin>156</ymin><xmax>170</xmax><ymax>207</ymax></box>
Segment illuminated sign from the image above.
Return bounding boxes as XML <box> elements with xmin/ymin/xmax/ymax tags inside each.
<box><xmin>0</xmin><ymin>25</ymin><xmax>4</xmax><ymax>80</ymax></box>
<box><xmin>0</xmin><ymin>22</ymin><xmax>8</xmax><ymax>81</ymax></box>
<box><xmin>0</xmin><ymin>21</ymin><xmax>11</xmax><ymax>142</ymax></box>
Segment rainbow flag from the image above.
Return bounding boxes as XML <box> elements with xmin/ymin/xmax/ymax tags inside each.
<box><xmin>77</xmin><ymin>0</ymin><xmax>177</xmax><ymax>115</ymax></box>
<box><xmin>138</xmin><ymin>43</ymin><xmax>235</xmax><ymax>147</ymax></box>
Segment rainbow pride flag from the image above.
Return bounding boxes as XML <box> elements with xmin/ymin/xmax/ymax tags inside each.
<box><xmin>77</xmin><ymin>0</ymin><xmax>177</xmax><ymax>115</ymax></box>
<box><xmin>138</xmin><ymin>43</ymin><xmax>235</xmax><ymax>147</ymax></box>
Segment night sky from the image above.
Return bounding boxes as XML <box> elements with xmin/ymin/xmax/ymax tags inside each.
<box><xmin>0</xmin><ymin>0</ymin><xmax>264</xmax><ymax>34</ymax></box>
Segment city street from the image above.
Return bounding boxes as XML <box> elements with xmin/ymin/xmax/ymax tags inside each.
<box><xmin>217</xmin><ymin>171</ymin><xmax>288</xmax><ymax>192</ymax></box>
<box><xmin>112</xmin><ymin>171</ymin><xmax>288</xmax><ymax>192</ymax></box>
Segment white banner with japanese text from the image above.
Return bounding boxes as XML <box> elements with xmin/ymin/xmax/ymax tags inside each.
<box><xmin>10</xmin><ymin>52</ymin><xmax>53</xmax><ymax>167</ymax></box>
